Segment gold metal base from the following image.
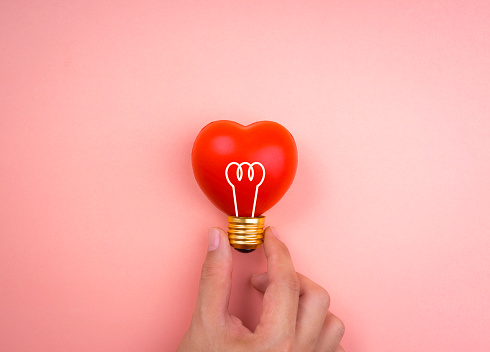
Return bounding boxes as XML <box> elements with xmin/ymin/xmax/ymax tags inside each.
<box><xmin>227</xmin><ymin>216</ymin><xmax>265</xmax><ymax>251</ymax></box>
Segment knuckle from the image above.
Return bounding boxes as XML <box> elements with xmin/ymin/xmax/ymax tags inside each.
<box><xmin>269</xmin><ymin>337</ymin><xmax>294</xmax><ymax>352</ymax></box>
<box><xmin>200</xmin><ymin>261</ymin><xmax>223</xmax><ymax>281</ymax></box>
<box><xmin>282</xmin><ymin>275</ymin><xmax>300</xmax><ymax>293</ymax></box>
<box><xmin>331</xmin><ymin>316</ymin><xmax>346</xmax><ymax>338</ymax></box>
<box><xmin>273</xmin><ymin>268</ymin><xmax>300</xmax><ymax>293</ymax></box>
<box><xmin>311</xmin><ymin>286</ymin><xmax>331</xmax><ymax>310</ymax></box>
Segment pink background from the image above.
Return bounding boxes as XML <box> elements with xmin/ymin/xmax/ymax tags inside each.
<box><xmin>1</xmin><ymin>1</ymin><xmax>489</xmax><ymax>351</ymax></box>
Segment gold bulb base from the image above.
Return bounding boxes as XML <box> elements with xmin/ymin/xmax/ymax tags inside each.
<box><xmin>227</xmin><ymin>216</ymin><xmax>265</xmax><ymax>252</ymax></box>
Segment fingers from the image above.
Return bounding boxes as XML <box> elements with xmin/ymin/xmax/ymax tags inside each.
<box><xmin>294</xmin><ymin>273</ymin><xmax>331</xmax><ymax>350</ymax></box>
<box><xmin>250</xmin><ymin>227</ymin><xmax>344</xmax><ymax>351</ymax></box>
<box><xmin>252</xmin><ymin>272</ymin><xmax>331</xmax><ymax>350</ymax></box>
<box><xmin>315</xmin><ymin>313</ymin><xmax>345</xmax><ymax>352</ymax></box>
<box><xmin>194</xmin><ymin>227</ymin><xmax>233</xmax><ymax>324</ymax></box>
<box><xmin>255</xmin><ymin>227</ymin><xmax>300</xmax><ymax>338</ymax></box>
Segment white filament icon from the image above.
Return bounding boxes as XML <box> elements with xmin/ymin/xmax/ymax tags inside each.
<box><xmin>225</xmin><ymin>162</ymin><xmax>266</xmax><ymax>218</ymax></box>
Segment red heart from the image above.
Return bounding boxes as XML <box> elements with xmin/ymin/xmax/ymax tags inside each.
<box><xmin>192</xmin><ymin>120</ymin><xmax>298</xmax><ymax>217</ymax></box>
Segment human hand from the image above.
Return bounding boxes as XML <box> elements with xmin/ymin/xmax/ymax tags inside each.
<box><xmin>177</xmin><ymin>227</ymin><xmax>345</xmax><ymax>352</ymax></box>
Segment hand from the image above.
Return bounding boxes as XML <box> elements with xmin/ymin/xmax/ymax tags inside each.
<box><xmin>177</xmin><ymin>227</ymin><xmax>345</xmax><ymax>352</ymax></box>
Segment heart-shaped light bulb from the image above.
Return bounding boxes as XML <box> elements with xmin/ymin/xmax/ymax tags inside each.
<box><xmin>192</xmin><ymin>120</ymin><xmax>298</xmax><ymax>252</ymax></box>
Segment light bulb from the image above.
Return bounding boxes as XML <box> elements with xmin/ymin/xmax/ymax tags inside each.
<box><xmin>192</xmin><ymin>120</ymin><xmax>298</xmax><ymax>252</ymax></box>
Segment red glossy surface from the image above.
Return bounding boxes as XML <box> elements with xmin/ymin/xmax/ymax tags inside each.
<box><xmin>192</xmin><ymin>120</ymin><xmax>298</xmax><ymax>217</ymax></box>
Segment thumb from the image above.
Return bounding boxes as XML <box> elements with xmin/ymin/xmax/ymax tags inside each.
<box><xmin>194</xmin><ymin>227</ymin><xmax>233</xmax><ymax>323</ymax></box>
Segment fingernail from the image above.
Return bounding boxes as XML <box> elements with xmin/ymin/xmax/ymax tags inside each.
<box><xmin>269</xmin><ymin>226</ymin><xmax>280</xmax><ymax>239</ymax></box>
<box><xmin>208</xmin><ymin>228</ymin><xmax>220</xmax><ymax>251</ymax></box>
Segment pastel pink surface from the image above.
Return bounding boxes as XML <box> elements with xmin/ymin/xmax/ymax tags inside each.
<box><xmin>1</xmin><ymin>1</ymin><xmax>489</xmax><ymax>351</ymax></box>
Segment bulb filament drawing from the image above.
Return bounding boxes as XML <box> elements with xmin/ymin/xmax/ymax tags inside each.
<box><xmin>225</xmin><ymin>162</ymin><xmax>266</xmax><ymax>218</ymax></box>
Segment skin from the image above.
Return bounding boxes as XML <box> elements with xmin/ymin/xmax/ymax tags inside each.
<box><xmin>177</xmin><ymin>227</ymin><xmax>345</xmax><ymax>352</ymax></box>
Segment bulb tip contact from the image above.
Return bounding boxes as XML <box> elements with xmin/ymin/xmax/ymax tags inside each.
<box><xmin>234</xmin><ymin>248</ymin><xmax>256</xmax><ymax>253</ymax></box>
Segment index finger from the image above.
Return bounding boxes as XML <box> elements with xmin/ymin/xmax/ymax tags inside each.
<box><xmin>255</xmin><ymin>227</ymin><xmax>300</xmax><ymax>338</ymax></box>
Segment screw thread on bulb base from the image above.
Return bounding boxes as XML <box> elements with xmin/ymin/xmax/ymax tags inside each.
<box><xmin>227</xmin><ymin>216</ymin><xmax>265</xmax><ymax>252</ymax></box>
